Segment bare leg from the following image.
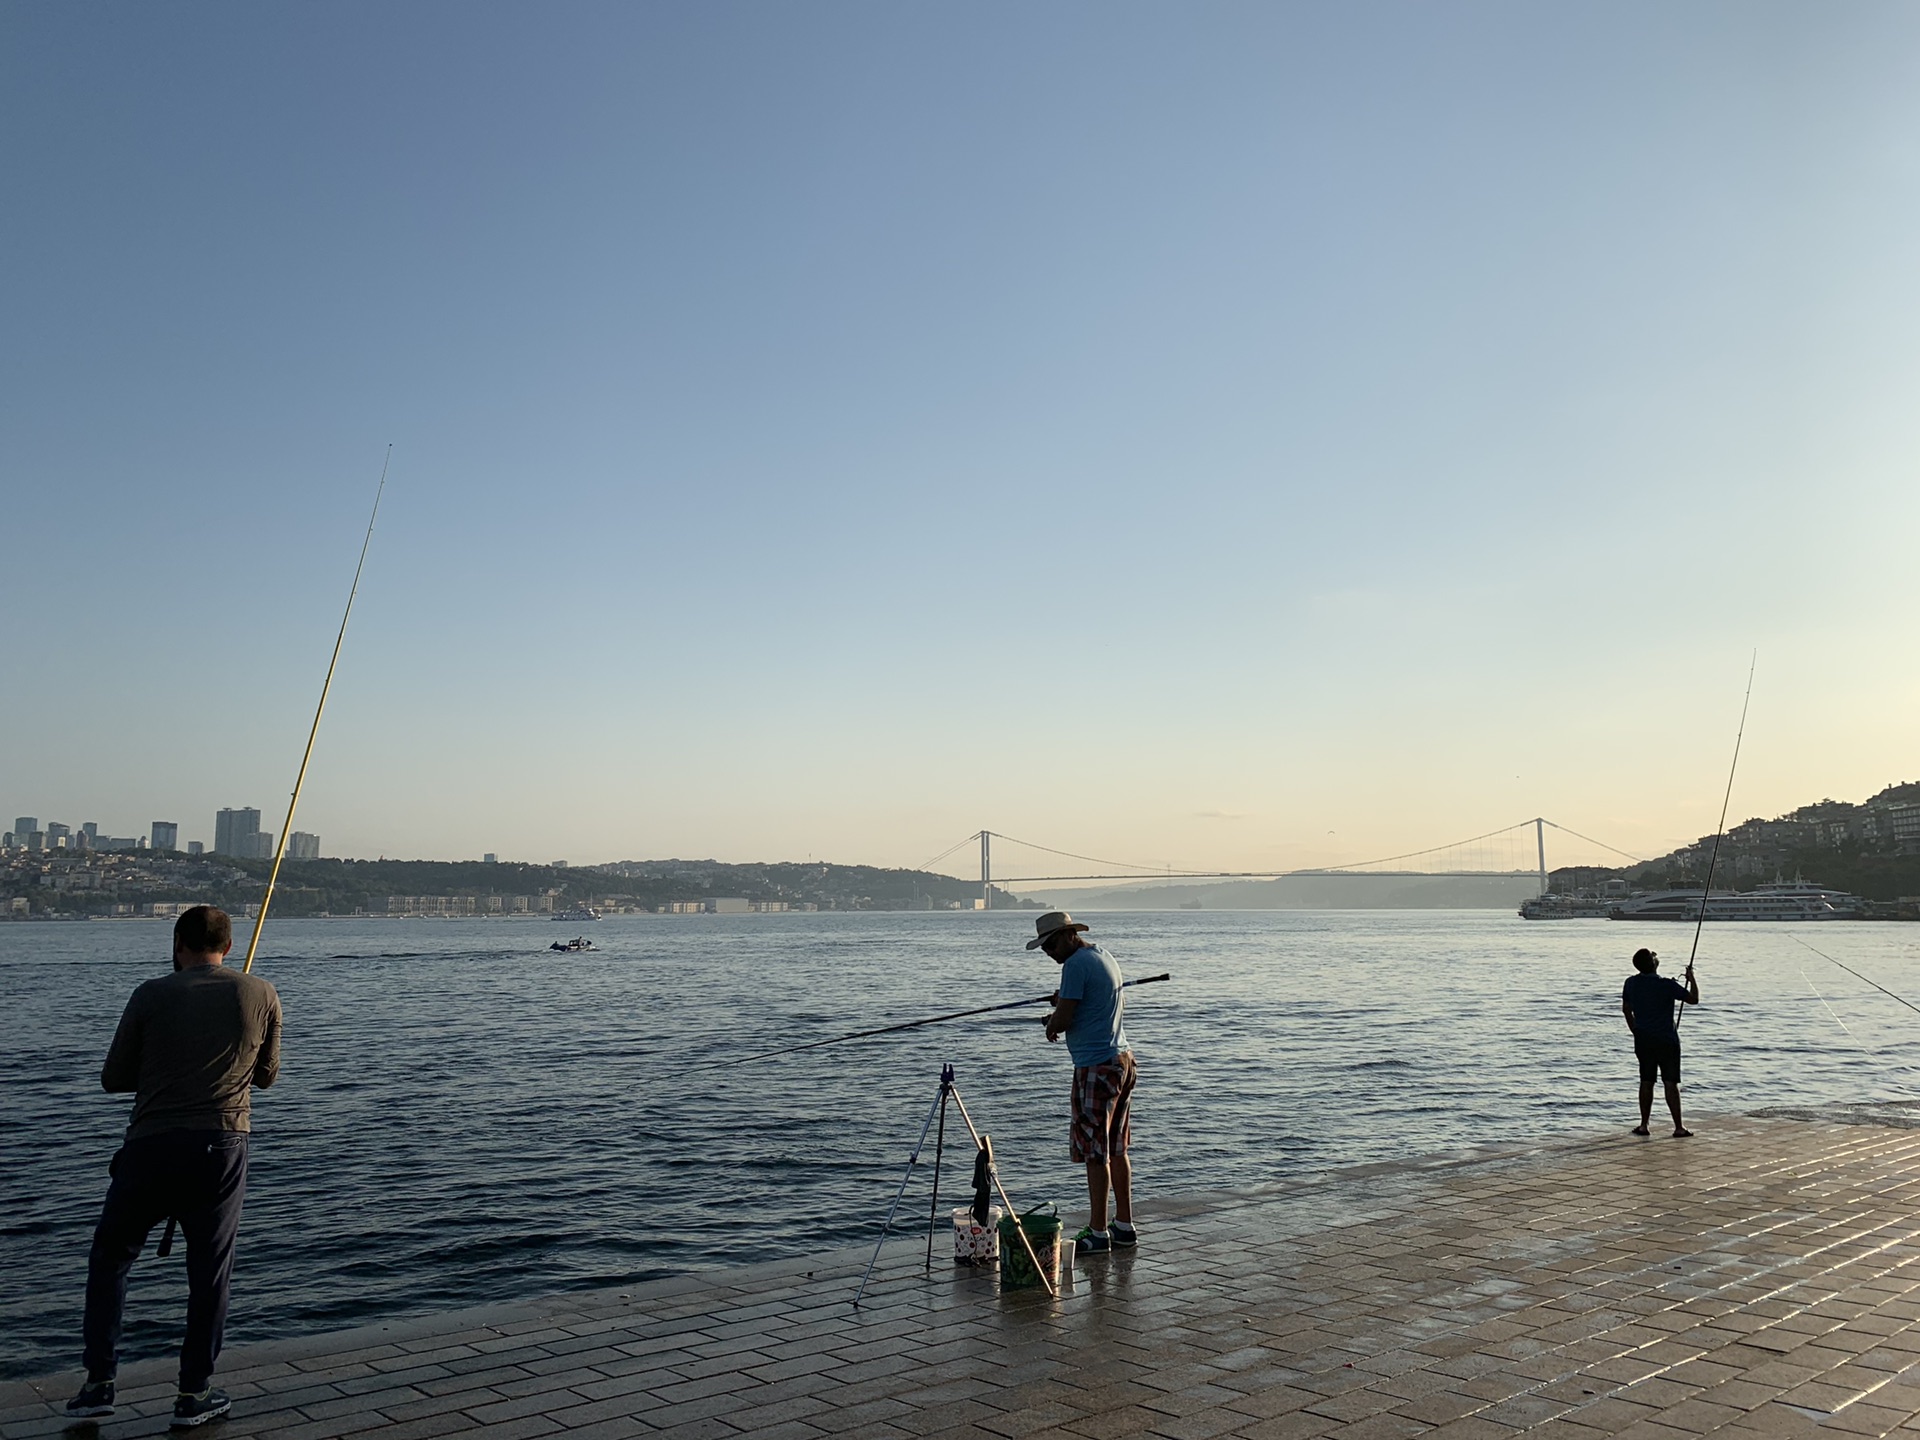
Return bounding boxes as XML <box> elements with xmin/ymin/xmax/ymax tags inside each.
<box><xmin>1636</xmin><ymin>1078</ymin><xmax>1653</xmax><ymax>1134</ymax></box>
<box><xmin>1085</xmin><ymin>1160</ymin><xmax>1109</xmax><ymax>1231</ymax></box>
<box><xmin>1109</xmin><ymin>1153</ymin><xmax>1133</xmax><ymax>1226</ymax></box>
<box><xmin>1665</xmin><ymin>1080</ymin><xmax>1689</xmax><ymax>1136</ymax></box>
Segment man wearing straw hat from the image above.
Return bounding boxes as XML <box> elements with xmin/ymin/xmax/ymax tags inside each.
<box><xmin>1031</xmin><ymin>911</ymin><xmax>1137</xmax><ymax>1255</ymax></box>
<box><xmin>66</xmin><ymin>906</ymin><xmax>282</xmax><ymax>1430</ymax></box>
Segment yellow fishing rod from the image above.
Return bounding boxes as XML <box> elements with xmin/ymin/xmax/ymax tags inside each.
<box><xmin>242</xmin><ymin>447</ymin><xmax>390</xmax><ymax>974</ymax></box>
<box><xmin>158</xmin><ymin>451</ymin><xmax>388</xmax><ymax>1260</ymax></box>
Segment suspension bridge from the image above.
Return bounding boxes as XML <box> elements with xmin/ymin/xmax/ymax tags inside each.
<box><xmin>918</xmin><ymin>818</ymin><xmax>1644</xmax><ymax>907</ymax></box>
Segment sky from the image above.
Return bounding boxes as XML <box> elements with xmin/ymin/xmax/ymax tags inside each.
<box><xmin>3</xmin><ymin>2</ymin><xmax>1916</xmax><ymax>876</ymax></box>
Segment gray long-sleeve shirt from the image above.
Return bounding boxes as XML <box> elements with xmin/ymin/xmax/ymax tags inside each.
<box><xmin>102</xmin><ymin>964</ymin><xmax>282</xmax><ymax>1140</ymax></box>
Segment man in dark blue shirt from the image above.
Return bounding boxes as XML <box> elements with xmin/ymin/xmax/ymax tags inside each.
<box><xmin>1622</xmin><ymin>947</ymin><xmax>1699</xmax><ymax>1137</ymax></box>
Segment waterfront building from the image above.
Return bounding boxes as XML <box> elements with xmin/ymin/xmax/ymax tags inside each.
<box><xmin>152</xmin><ymin>821</ymin><xmax>179</xmax><ymax>851</ymax></box>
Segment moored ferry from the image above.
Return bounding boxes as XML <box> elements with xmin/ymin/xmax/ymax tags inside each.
<box><xmin>1518</xmin><ymin>893</ymin><xmax>1611</xmax><ymax>920</ymax></box>
<box><xmin>1607</xmin><ymin>881</ymin><xmax>1861</xmax><ymax>922</ymax></box>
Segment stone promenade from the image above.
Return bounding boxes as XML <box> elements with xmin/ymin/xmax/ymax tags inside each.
<box><xmin>12</xmin><ymin>1109</ymin><xmax>1920</xmax><ymax>1440</ymax></box>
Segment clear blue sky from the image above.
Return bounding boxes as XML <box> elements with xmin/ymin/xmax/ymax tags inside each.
<box><xmin>4</xmin><ymin>2</ymin><xmax>1916</xmax><ymax>872</ymax></box>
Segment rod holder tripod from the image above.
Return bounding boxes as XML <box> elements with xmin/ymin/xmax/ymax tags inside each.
<box><xmin>853</xmin><ymin>1064</ymin><xmax>1056</xmax><ymax>1304</ymax></box>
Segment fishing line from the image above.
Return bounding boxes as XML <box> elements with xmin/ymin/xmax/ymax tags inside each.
<box><xmin>1677</xmin><ymin>653</ymin><xmax>1756</xmax><ymax>1029</ymax></box>
<box><xmin>1797</xmin><ymin>966</ymin><xmax>1859</xmax><ymax>1041</ymax></box>
<box><xmin>1792</xmin><ymin>935</ymin><xmax>1920</xmax><ymax>1019</ymax></box>
<box><xmin>243</xmin><ymin>449</ymin><xmax>390</xmax><ymax>975</ymax></box>
<box><xmin>693</xmin><ymin>973</ymin><xmax>1172</xmax><ymax>1070</ymax></box>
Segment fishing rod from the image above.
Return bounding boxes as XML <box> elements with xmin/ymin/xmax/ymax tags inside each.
<box><xmin>242</xmin><ymin>449</ymin><xmax>390</xmax><ymax>975</ymax></box>
<box><xmin>159</xmin><ymin>451</ymin><xmax>389</xmax><ymax>1260</ymax></box>
<box><xmin>700</xmin><ymin>973</ymin><xmax>1172</xmax><ymax>1070</ymax></box>
<box><xmin>1677</xmin><ymin>653</ymin><xmax>1755</xmax><ymax>1028</ymax></box>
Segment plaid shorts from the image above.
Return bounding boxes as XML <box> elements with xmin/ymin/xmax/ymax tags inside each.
<box><xmin>1070</xmin><ymin>1051</ymin><xmax>1136</xmax><ymax>1163</ymax></box>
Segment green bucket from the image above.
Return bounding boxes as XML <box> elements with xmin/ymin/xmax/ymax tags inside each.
<box><xmin>996</xmin><ymin>1203</ymin><xmax>1061</xmax><ymax>1291</ymax></box>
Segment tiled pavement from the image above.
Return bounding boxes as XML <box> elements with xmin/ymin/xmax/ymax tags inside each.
<box><xmin>13</xmin><ymin>1112</ymin><xmax>1920</xmax><ymax>1440</ymax></box>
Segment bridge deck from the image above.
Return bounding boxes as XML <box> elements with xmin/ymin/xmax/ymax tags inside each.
<box><xmin>10</xmin><ymin>1109</ymin><xmax>1920</xmax><ymax>1440</ymax></box>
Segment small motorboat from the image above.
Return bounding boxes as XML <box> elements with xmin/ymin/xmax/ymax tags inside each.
<box><xmin>550</xmin><ymin>936</ymin><xmax>595</xmax><ymax>953</ymax></box>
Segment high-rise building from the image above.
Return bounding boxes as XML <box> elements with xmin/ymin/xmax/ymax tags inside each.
<box><xmin>152</xmin><ymin>821</ymin><xmax>179</xmax><ymax>852</ymax></box>
<box><xmin>82</xmin><ymin>822</ymin><xmax>99</xmax><ymax>843</ymax></box>
<box><xmin>47</xmin><ymin>822</ymin><xmax>71</xmax><ymax>848</ymax></box>
<box><xmin>483</xmin><ymin>853</ymin><xmax>498</xmax><ymax>863</ymax></box>
<box><xmin>214</xmin><ymin>807</ymin><xmax>262</xmax><ymax>857</ymax></box>
<box><xmin>187</xmin><ymin>840</ymin><xmax>204</xmax><ymax>856</ymax></box>
<box><xmin>13</xmin><ymin>818</ymin><xmax>37</xmax><ymax>841</ymax></box>
<box><xmin>286</xmin><ymin>832</ymin><xmax>320</xmax><ymax>859</ymax></box>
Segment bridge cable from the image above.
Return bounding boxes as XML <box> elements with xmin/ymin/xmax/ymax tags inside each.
<box><xmin>983</xmin><ymin>831</ymin><xmax>1173</xmax><ymax>875</ymax></box>
<box><xmin>1540</xmin><ymin>821</ymin><xmax>1643</xmax><ymax>864</ymax></box>
<box><xmin>914</xmin><ymin>832</ymin><xmax>983</xmax><ymax>876</ymax></box>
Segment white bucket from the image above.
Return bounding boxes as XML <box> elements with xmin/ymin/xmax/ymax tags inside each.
<box><xmin>952</xmin><ymin>1205</ymin><xmax>1001</xmax><ymax>1266</ymax></box>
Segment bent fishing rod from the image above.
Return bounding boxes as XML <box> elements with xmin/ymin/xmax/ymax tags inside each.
<box><xmin>1677</xmin><ymin>652</ymin><xmax>1755</xmax><ymax>1029</ymax></box>
<box><xmin>699</xmin><ymin>972</ymin><xmax>1172</xmax><ymax>1069</ymax></box>
<box><xmin>243</xmin><ymin>449</ymin><xmax>390</xmax><ymax>974</ymax></box>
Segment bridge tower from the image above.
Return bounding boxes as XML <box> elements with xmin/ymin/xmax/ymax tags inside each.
<box><xmin>1536</xmin><ymin>817</ymin><xmax>1548</xmax><ymax>896</ymax></box>
<box><xmin>980</xmin><ymin>830</ymin><xmax>992</xmax><ymax>910</ymax></box>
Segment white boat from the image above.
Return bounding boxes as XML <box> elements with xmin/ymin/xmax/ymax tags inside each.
<box><xmin>553</xmin><ymin>906</ymin><xmax>601</xmax><ymax>922</ymax></box>
<box><xmin>1519</xmin><ymin>894</ymin><xmax>1610</xmax><ymax>920</ymax></box>
<box><xmin>1608</xmin><ymin>881</ymin><xmax>1860</xmax><ymax>922</ymax></box>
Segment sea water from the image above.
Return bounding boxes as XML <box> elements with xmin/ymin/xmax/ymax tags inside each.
<box><xmin>4</xmin><ymin>909</ymin><xmax>1918</xmax><ymax>1377</ymax></box>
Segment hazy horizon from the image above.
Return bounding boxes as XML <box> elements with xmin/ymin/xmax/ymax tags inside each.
<box><xmin>5</xmin><ymin>3</ymin><xmax>1915</xmax><ymax>872</ymax></box>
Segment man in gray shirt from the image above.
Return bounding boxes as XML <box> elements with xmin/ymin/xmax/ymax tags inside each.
<box><xmin>67</xmin><ymin>906</ymin><xmax>282</xmax><ymax>1429</ymax></box>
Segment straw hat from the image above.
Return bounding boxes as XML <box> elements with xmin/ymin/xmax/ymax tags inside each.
<box><xmin>1026</xmin><ymin>911</ymin><xmax>1090</xmax><ymax>950</ymax></box>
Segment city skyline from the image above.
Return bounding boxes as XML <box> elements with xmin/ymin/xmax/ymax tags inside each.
<box><xmin>5</xmin><ymin>809</ymin><xmax>318</xmax><ymax>862</ymax></box>
<box><xmin>5</xmin><ymin>4</ymin><xmax>1916</xmax><ymax>871</ymax></box>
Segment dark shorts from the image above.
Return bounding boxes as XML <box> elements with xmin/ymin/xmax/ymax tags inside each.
<box><xmin>1070</xmin><ymin>1052</ymin><xmax>1136</xmax><ymax>1163</ymax></box>
<box><xmin>1636</xmin><ymin>1036</ymin><xmax>1681</xmax><ymax>1085</ymax></box>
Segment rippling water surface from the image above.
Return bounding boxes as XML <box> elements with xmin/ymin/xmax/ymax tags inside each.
<box><xmin>5</xmin><ymin>909</ymin><xmax>1918</xmax><ymax>1377</ymax></box>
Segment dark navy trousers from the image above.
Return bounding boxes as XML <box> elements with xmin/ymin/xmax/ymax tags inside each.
<box><xmin>83</xmin><ymin>1130</ymin><xmax>249</xmax><ymax>1390</ymax></box>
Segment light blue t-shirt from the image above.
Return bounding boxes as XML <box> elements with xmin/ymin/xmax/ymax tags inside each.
<box><xmin>1059</xmin><ymin>941</ymin><xmax>1130</xmax><ymax>1068</ymax></box>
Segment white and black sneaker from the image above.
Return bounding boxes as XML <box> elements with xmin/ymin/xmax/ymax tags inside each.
<box><xmin>170</xmin><ymin>1388</ymin><xmax>231</xmax><ymax>1429</ymax></box>
<box><xmin>1111</xmin><ymin>1221</ymin><xmax>1139</xmax><ymax>1249</ymax></box>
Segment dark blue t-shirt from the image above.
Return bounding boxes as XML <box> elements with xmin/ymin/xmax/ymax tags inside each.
<box><xmin>1623</xmin><ymin>972</ymin><xmax>1691</xmax><ymax>1042</ymax></box>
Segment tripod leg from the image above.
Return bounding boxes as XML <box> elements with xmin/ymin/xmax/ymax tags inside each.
<box><xmin>925</xmin><ymin>1082</ymin><xmax>949</xmax><ymax>1273</ymax></box>
<box><xmin>947</xmin><ymin>1084</ymin><xmax>1057</xmax><ymax>1299</ymax></box>
<box><xmin>854</xmin><ymin>1078</ymin><xmax>946</xmax><ymax>1307</ymax></box>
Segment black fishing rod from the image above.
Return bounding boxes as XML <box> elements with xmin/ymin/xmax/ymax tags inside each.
<box><xmin>700</xmin><ymin>973</ymin><xmax>1172</xmax><ymax>1069</ymax></box>
<box><xmin>1677</xmin><ymin>653</ymin><xmax>1755</xmax><ymax>1029</ymax></box>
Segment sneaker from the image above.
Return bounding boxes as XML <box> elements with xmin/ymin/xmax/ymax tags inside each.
<box><xmin>170</xmin><ymin>1388</ymin><xmax>231</xmax><ymax>1429</ymax></box>
<box><xmin>1073</xmin><ymin>1227</ymin><xmax>1112</xmax><ymax>1255</ymax></box>
<box><xmin>66</xmin><ymin>1380</ymin><xmax>116</xmax><ymax>1418</ymax></box>
<box><xmin>1111</xmin><ymin>1221</ymin><xmax>1138</xmax><ymax>1249</ymax></box>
